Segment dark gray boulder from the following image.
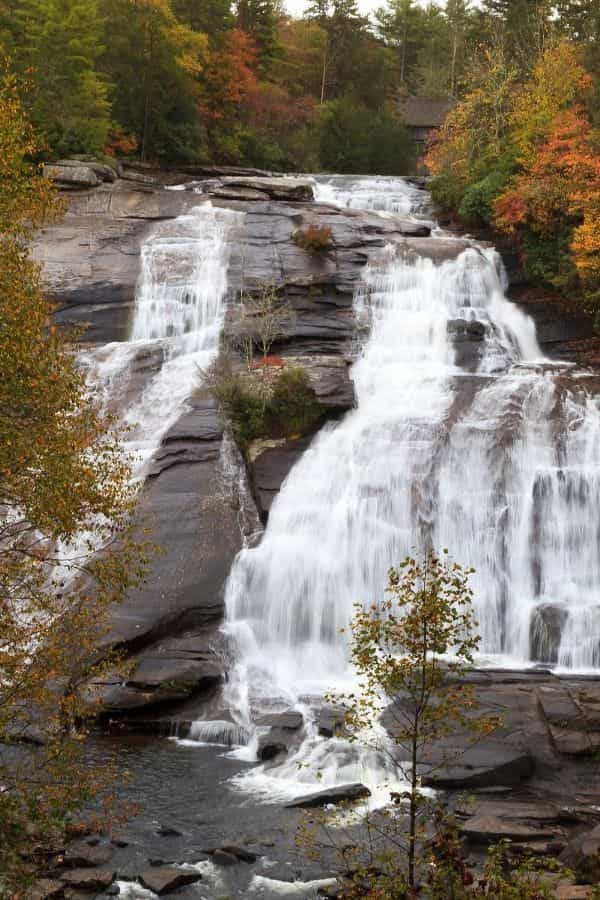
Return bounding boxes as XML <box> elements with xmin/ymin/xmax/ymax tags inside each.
<box><xmin>205</xmin><ymin>844</ymin><xmax>258</xmax><ymax>863</ymax></box>
<box><xmin>211</xmin><ymin>850</ymin><xmax>239</xmax><ymax>866</ymax></box>
<box><xmin>318</xmin><ymin>706</ymin><xmax>346</xmax><ymax>738</ymax></box>
<box><xmin>256</xmin><ymin>711</ymin><xmax>304</xmax><ymax>730</ymax></box>
<box><xmin>560</xmin><ymin>824</ymin><xmax>600</xmax><ymax>884</ymax></box>
<box><xmin>60</xmin><ymin>868</ymin><xmax>115</xmax><ymax>889</ymax></box>
<box><xmin>63</xmin><ymin>842</ymin><xmax>114</xmax><ymax>868</ymax></box>
<box><xmin>139</xmin><ymin>867</ymin><xmax>203</xmax><ymax>894</ymax></box>
<box><xmin>285</xmin><ymin>783</ymin><xmax>371</xmax><ymax>808</ymax></box>
<box><xmin>258</xmin><ymin>725</ymin><xmax>302</xmax><ymax>761</ymax></box>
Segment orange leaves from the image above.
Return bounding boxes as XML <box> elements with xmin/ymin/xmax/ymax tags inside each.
<box><xmin>572</xmin><ymin>202</ymin><xmax>600</xmax><ymax>285</ymax></box>
<box><xmin>242</xmin><ymin>81</ymin><xmax>317</xmax><ymax>131</ymax></box>
<box><xmin>495</xmin><ymin>105</ymin><xmax>600</xmax><ymax>238</ymax></box>
<box><xmin>1</xmin><ymin>70</ymin><xmax>148</xmax><ymax>887</ymax></box>
<box><xmin>199</xmin><ymin>28</ymin><xmax>257</xmax><ymax>121</ymax></box>
<box><xmin>510</xmin><ymin>39</ymin><xmax>591</xmax><ymax>166</ymax></box>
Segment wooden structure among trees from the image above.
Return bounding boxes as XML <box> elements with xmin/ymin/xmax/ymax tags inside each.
<box><xmin>400</xmin><ymin>96</ymin><xmax>454</xmax><ymax>153</ymax></box>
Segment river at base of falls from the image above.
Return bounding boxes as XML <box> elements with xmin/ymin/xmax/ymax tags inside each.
<box><xmin>184</xmin><ymin>174</ymin><xmax>600</xmax><ymax>811</ymax></box>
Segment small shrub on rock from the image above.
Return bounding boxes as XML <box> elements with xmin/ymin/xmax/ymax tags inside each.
<box><xmin>203</xmin><ymin>357</ymin><xmax>323</xmax><ymax>450</ymax></box>
<box><xmin>292</xmin><ymin>225</ymin><xmax>333</xmax><ymax>253</ymax></box>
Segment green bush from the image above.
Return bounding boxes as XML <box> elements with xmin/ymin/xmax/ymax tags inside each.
<box><xmin>458</xmin><ymin>168</ymin><xmax>513</xmax><ymax>226</ymax></box>
<box><xmin>205</xmin><ymin>358</ymin><xmax>323</xmax><ymax>450</ymax></box>
<box><xmin>267</xmin><ymin>367</ymin><xmax>323</xmax><ymax>436</ymax></box>
<box><xmin>429</xmin><ymin>173</ymin><xmax>466</xmax><ymax>214</ymax></box>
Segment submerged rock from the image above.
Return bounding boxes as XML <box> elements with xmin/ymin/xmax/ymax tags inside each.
<box><xmin>530</xmin><ymin>604</ymin><xmax>568</xmax><ymax>664</ymax></box>
<box><xmin>285</xmin><ymin>783</ymin><xmax>371</xmax><ymax>808</ymax></box>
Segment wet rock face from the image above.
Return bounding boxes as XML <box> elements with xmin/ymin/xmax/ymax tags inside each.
<box><xmin>530</xmin><ymin>604</ymin><xmax>568</xmax><ymax>663</ymax></box>
<box><xmin>285</xmin><ymin>783</ymin><xmax>371</xmax><ymax>808</ymax></box>
<box><xmin>139</xmin><ymin>867</ymin><xmax>203</xmax><ymax>894</ymax></box>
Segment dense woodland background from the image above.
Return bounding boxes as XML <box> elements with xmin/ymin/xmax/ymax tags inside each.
<box><xmin>0</xmin><ymin>0</ymin><xmax>598</xmax><ymax>318</ymax></box>
<box><xmin>0</xmin><ymin>0</ymin><xmax>596</xmax><ymax>173</ymax></box>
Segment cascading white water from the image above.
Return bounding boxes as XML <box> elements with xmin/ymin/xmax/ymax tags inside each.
<box><xmin>313</xmin><ymin>175</ymin><xmax>432</xmax><ymax>219</ymax></box>
<box><xmin>57</xmin><ymin>203</ymin><xmax>240</xmax><ymax>577</ymax></box>
<box><xmin>84</xmin><ymin>203</ymin><xmax>240</xmax><ymax>476</ymax></box>
<box><xmin>221</xmin><ymin>175</ymin><xmax>600</xmax><ymax>787</ymax></box>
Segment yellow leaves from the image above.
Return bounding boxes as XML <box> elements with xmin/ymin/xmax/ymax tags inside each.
<box><xmin>1</xmin><ymin>67</ymin><xmax>149</xmax><ymax>888</ymax></box>
<box><xmin>572</xmin><ymin>202</ymin><xmax>600</xmax><ymax>284</ymax></box>
<box><xmin>510</xmin><ymin>39</ymin><xmax>590</xmax><ymax>166</ymax></box>
<box><xmin>128</xmin><ymin>0</ymin><xmax>207</xmax><ymax>76</ymax></box>
<box><xmin>166</xmin><ymin>22</ymin><xmax>207</xmax><ymax>77</ymax></box>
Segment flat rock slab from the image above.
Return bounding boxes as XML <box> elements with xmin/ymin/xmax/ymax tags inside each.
<box><xmin>286</xmin><ymin>783</ymin><xmax>371</xmax><ymax>808</ymax></box>
<box><xmin>220</xmin><ymin>176</ymin><xmax>314</xmax><ymax>201</ymax></box>
<box><xmin>256</xmin><ymin>711</ymin><xmax>304</xmax><ymax>729</ymax></box>
<box><xmin>459</xmin><ymin>815</ymin><xmax>560</xmax><ymax>843</ymax></box>
<box><xmin>139</xmin><ymin>867</ymin><xmax>202</xmax><ymax>894</ymax></box>
<box><xmin>550</xmin><ymin>726</ymin><xmax>600</xmax><ymax>756</ymax></box>
<box><xmin>63</xmin><ymin>842</ymin><xmax>114</xmax><ymax>867</ymax></box>
<box><xmin>44</xmin><ymin>164</ymin><xmax>101</xmax><ymax>188</ymax></box>
<box><xmin>60</xmin><ymin>868</ymin><xmax>115</xmax><ymax>889</ymax></box>
<box><xmin>421</xmin><ymin>739</ymin><xmax>534</xmax><ymax>789</ymax></box>
<box><xmin>455</xmin><ymin>799</ymin><xmax>563</xmax><ymax>822</ymax></box>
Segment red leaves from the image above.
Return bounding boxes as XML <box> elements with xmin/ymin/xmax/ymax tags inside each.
<box><xmin>199</xmin><ymin>28</ymin><xmax>257</xmax><ymax>121</ymax></box>
<box><xmin>495</xmin><ymin>105</ymin><xmax>600</xmax><ymax>239</ymax></box>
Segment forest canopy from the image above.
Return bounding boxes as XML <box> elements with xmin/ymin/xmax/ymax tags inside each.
<box><xmin>0</xmin><ymin>0</ymin><xmax>596</xmax><ymax>175</ymax></box>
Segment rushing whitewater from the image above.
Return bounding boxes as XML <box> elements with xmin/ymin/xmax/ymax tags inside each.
<box><xmin>84</xmin><ymin>203</ymin><xmax>240</xmax><ymax>476</ymax></box>
<box><xmin>313</xmin><ymin>174</ymin><xmax>431</xmax><ymax>219</ymax></box>
<box><xmin>223</xmin><ymin>174</ymin><xmax>600</xmax><ymax>753</ymax></box>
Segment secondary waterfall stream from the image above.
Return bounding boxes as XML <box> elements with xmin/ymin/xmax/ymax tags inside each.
<box><xmin>83</xmin><ymin>202</ymin><xmax>239</xmax><ymax>477</ymax></box>
<box><xmin>207</xmin><ymin>175</ymin><xmax>600</xmax><ymax>803</ymax></box>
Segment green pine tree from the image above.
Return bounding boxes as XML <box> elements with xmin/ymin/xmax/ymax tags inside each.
<box><xmin>237</xmin><ymin>0</ymin><xmax>281</xmax><ymax>75</ymax></box>
<box><xmin>10</xmin><ymin>0</ymin><xmax>112</xmax><ymax>156</ymax></box>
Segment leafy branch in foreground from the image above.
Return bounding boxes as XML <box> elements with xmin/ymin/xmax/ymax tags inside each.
<box><xmin>0</xmin><ymin>70</ymin><xmax>148</xmax><ymax>894</ymax></box>
<box><xmin>300</xmin><ymin>552</ymin><xmax>499</xmax><ymax>897</ymax></box>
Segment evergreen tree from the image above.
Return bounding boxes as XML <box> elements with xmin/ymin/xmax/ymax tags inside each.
<box><xmin>481</xmin><ymin>0</ymin><xmax>551</xmax><ymax>71</ymax></box>
<box><xmin>237</xmin><ymin>0</ymin><xmax>281</xmax><ymax>75</ymax></box>
<box><xmin>9</xmin><ymin>0</ymin><xmax>111</xmax><ymax>156</ymax></box>
<box><xmin>98</xmin><ymin>0</ymin><xmax>207</xmax><ymax>162</ymax></box>
<box><xmin>172</xmin><ymin>0</ymin><xmax>233</xmax><ymax>38</ymax></box>
<box><xmin>375</xmin><ymin>0</ymin><xmax>427</xmax><ymax>92</ymax></box>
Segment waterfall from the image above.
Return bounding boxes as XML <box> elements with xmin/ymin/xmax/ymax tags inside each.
<box><xmin>222</xmin><ymin>176</ymin><xmax>600</xmax><ymax>762</ymax></box>
<box><xmin>84</xmin><ymin>203</ymin><xmax>240</xmax><ymax>476</ymax></box>
<box><xmin>313</xmin><ymin>174</ymin><xmax>432</xmax><ymax>219</ymax></box>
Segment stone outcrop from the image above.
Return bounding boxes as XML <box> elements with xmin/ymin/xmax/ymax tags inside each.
<box><xmin>139</xmin><ymin>867</ymin><xmax>203</xmax><ymax>894</ymax></box>
<box><xmin>286</xmin><ymin>783</ymin><xmax>371</xmax><ymax>808</ymax></box>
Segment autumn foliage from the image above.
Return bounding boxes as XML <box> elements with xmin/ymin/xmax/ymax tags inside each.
<box><xmin>292</xmin><ymin>224</ymin><xmax>334</xmax><ymax>253</ymax></box>
<box><xmin>427</xmin><ymin>39</ymin><xmax>600</xmax><ymax>322</ymax></box>
<box><xmin>0</xmin><ymin>73</ymin><xmax>147</xmax><ymax>892</ymax></box>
